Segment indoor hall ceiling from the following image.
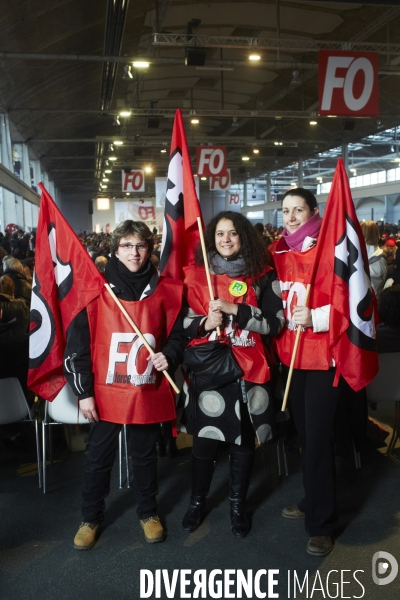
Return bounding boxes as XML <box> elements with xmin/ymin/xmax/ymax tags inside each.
<box><xmin>1</xmin><ymin>1</ymin><xmax>400</xmax><ymax>199</ymax></box>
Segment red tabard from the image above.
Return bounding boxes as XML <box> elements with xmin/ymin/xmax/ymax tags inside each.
<box><xmin>183</xmin><ymin>266</ymin><xmax>271</xmax><ymax>384</ymax></box>
<box><xmin>86</xmin><ymin>278</ymin><xmax>182</xmax><ymax>424</ymax></box>
<box><xmin>271</xmin><ymin>242</ymin><xmax>332</xmax><ymax>370</ymax></box>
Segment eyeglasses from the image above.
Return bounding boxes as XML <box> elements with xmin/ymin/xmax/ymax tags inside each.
<box><xmin>118</xmin><ymin>243</ymin><xmax>148</xmax><ymax>252</ymax></box>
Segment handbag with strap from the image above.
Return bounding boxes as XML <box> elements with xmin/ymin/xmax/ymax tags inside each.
<box><xmin>183</xmin><ymin>339</ymin><xmax>243</xmax><ymax>418</ymax></box>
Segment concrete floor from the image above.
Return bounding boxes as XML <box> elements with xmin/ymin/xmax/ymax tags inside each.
<box><xmin>0</xmin><ymin>412</ymin><xmax>399</xmax><ymax>600</ymax></box>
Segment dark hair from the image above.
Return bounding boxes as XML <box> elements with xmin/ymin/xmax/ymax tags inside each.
<box><xmin>254</xmin><ymin>223</ymin><xmax>264</xmax><ymax>235</ymax></box>
<box><xmin>282</xmin><ymin>187</ymin><xmax>318</xmax><ymax>211</ymax></box>
<box><xmin>196</xmin><ymin>211</ymin><xmax>272</xmax><ymax>278</ymax></box>
<box><xmin>110</xmin><ymin>220</ymin><xmax>154</xmax><ymax>255</ymax></box>
<box><xmin>378</xmin><ymin>285</ymin><xmax>400</xmax><ymax>328</ymax></box>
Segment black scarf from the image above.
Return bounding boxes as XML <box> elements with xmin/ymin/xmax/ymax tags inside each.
<box><xmin>104</xmin><ymin>254</ymin><xmax>158</xmax><ymax>301</ymax></box>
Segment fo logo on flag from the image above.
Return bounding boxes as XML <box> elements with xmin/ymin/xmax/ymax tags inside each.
<box><xmin>319</xmin><ymin>50</ymin><xmax>379</xmax><ymax>117</ymax></box>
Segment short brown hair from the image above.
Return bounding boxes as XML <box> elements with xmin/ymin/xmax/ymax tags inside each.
<box><xmin>110</xmin><ymin>220</ymin><xmax>154</xmax><ymax>255</ymax></box>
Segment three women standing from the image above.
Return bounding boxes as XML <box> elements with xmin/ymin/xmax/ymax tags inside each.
<box><xmin>180</xmin><ymin>211</ymin><xmax>284</xmax><ymax>537</ymax></box>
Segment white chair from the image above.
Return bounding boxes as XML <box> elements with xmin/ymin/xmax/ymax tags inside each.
<box><xmin>366</xmin><ymin>352</ymin><xmax>400</xmax><ymax>458</ymax></box>
<box><xmin>0</xmin><ymin>377</ymin><xmax>42</xmax><ymax>488</ymax></box>
<box><xmin>42</xmin><ymin>384</ymin><xmax>90</xmax><ymax>493</ymax></box>
<box><xmin>42</xmin><ymin>384</ymin><xmax>130</xmax><ymax>492</ymax></box>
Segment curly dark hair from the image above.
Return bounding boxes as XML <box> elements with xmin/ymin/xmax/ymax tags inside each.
<box><xmin>195</xmin><ymin>211</ymin><xmax>273</xmax><ymax>278</ymax></box>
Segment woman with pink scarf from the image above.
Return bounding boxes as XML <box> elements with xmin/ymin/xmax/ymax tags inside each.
<box><xmin>270</xmin><ymin>188</ymin><xmax>340</xmax><ymax>558</ymax></box>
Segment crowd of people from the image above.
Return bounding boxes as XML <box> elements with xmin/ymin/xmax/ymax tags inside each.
<box><xmin>1</xmin><ymin>200</ymin><xmax>400</xmax><ymax>557</ymax></box>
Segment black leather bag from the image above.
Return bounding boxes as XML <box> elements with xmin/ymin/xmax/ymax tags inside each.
<box><xmin>183</xmin><ymin>339</ymin><xmax>243</xmax><ymax>393</ymax></box>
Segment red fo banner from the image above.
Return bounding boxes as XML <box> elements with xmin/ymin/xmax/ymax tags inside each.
<box><xmin>159</xmin><ymin>109</ymin><xmax>203</xmax><ymax>281</ymax></box>
<box><xmin>318</xmin><ymin>50</ymin><xmax>379</xmax><ymax>117</ymax></box>
<box><xmin>310</xmin><ymin>159</ymin><xmax>378</xmax><ymax>390</ymax></box>
<box><xmin>28</xmin><ymin>185</ymin><xmax>105</xmax><ymax>400</ymax></box>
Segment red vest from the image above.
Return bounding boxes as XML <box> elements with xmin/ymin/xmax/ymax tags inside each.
<box><xmin>183</xmin><ymin>266</ymin><xmax>271</xmax><ymax>384</ymax></box>
<box><xmin>271</xmin><ymin>241</ymin><xmax>332</xmax><ymax>370</ymax></box>
<box><xmin>86</xmin><ymin>278</ymin><xmax>182</xmax><ymax>424</ymax></box>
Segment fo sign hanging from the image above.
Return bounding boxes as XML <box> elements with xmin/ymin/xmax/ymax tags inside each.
<box><xmin>318</xmin><ymin>51</ymin><xmax>379</xmax><ymax>117</ymax></box>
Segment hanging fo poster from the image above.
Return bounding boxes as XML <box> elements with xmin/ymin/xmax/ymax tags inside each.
<box><xmin>318</xmin><ymin>50</ymin><xmax>379</xmax><ymax>117</ymax></box>
<box><xmin>115</xmin><ymin>200</ymin><xmax>163</xmax><ymax>233</ymax></box>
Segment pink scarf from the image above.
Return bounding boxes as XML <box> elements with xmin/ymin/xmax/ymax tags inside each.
<box><xmin>282</xmin><ymin>212</ymin><xmax>322</xmax><ymax>251</ymax></box>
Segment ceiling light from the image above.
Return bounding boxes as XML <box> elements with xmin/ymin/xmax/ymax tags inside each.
<box><xmin>191</xmin><ymin>118</ymin><xmax>199</xmax><ymax>124</ymax></box>
<box><xmin>109</xmin><ymin>143</ymin><xmax>114</xmax><ymax>152</ymax></box>
<box><xmin>317</xmin><ymin>176</ymin><xmax>323</xmax><ymax>182</ymax></box>
<box><xmin>113</xmin><ymin>115</ymin><xmax>121</xmax><ymax>126</ymax></box>
<box><xmin>249</xmin><ymin>54</ymin><xmax>261</xmax><ymax>61</ymax></box>
<box><xmin>104</xmin><ymin>169</ymin><xmax>112</xmax><ymax>174</ymax></box>
<box><xmin>114</xmin><ymin>140</ymin><xmax>123</xmax><ymax>146</ymax></box>
<box><xmin>145</xmin><ymin>166</ymin><xmax>152</xmax><ymax>173</ymax></box>
<box><xmin>133</xmin><ymin>61</ymin><xmax>150</xmax><ymax>69</ymax></box>
<box><xmin>126</xmin><ymin>193</ymin><xmax>130</xmax><ymax>196</ymax></box>
<box><xmin>97</xmin><ymin>198</ymin><xmax>110</xmax><ymax>211</ymax></box>
<box><xmin>253</xmin><ymin>148</ymin><xmax>259</xmax><ymax>154</ymax></box>
<box><xmin>160</xmin><ymin>148</ymin><xmax>167</xmax><ymax>153</ymax></box>
<box><xmin>123</xmin><ymin>65</ymin><xmax>133</xmax><ymax>80</ymax></box>
<box><xmin>119</xmin><ymin>110</ymin><xmax>131</xmax><ymax>117</ymax></box>
<box><xmin>274</xmin><ymin>141</ymin><xmax>283</xmax><ymax>146</ymax></box>
<box><xmin>290</xmin><ymin>182</ymin><xmax>297</xmax><ymax>187</ymax></box>
<box><xmin>109</xmin><ymin>156</ymin><xmax>117</xmax><ymax>161</ymax></box>
<box><xmin>242</xmin><ymin>156</ymin><xmax>250</xmax><ymax>161</ymax></box>
<box><xmin>201</xmin><ymin>177</ymin><xmax>207</xmax><ymax>181</ymax></box>
<box><xmin>310</xmin><ymin>120</ymin><xmax>318</xmax><ymax>126</ymax></box>
<box><xmin>102</xmin><ymin>178</ymin><xmax>109</xmax><ymax>182</ymax></box>
<box><xmin>291</xmin><ymin>70</ymin><xmax>299</xmax><ymax>84</ymax></box>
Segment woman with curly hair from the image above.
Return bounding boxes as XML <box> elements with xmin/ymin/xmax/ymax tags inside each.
<box><xmin>180</xmin><ymin>211</ymin><xmax>284</xmax><ymax>537</ymax></box>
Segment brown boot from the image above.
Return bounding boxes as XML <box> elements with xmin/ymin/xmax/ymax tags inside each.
<box><xmin>307</xmin><ymin>536</ymin><xmax>334</xmax><ymax>556</ymax></box>
<box><xmin>282</xmin><ymin>505</ymin><xmax>305</xmax><ymax>519</ymax></box>
<box><xmin>140</xmin><ymin>516</ymin><xmax>166</xmax><ymax>544</ymax></box>
<box><xmin>73</xmin><ymin>522</ymin><xmax>99</xmax><ymax>550</ymax></box>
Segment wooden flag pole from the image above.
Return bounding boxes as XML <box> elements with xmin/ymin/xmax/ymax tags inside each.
<box><xmin>104</xmin><ymin>283</ymin><xmax>180</xmax><ymax>394</ymax></box>
<box><xmin>196</xmin><ymin>216</ymin><xmax>221</xmax><ymax>337</ymax></box>
<box><xmin>280</xmin><ymin>283</ymin><xmax>312</xmax><ymax>413</ymax></box>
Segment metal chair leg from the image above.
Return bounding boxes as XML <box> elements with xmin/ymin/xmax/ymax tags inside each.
<box><xmin>35</xmin><ymin>418</ymin><xmax>42</xmax><ymax>488</ymax></box>
<box><xmin>118</xmin><ymin>430</ymin><xmax>123</xmax><ymax>489</ymax></box>
<box><xmin>123</xmin><ymin>425</ymin><xmax>130</xmax><ymax>488</ymax></box>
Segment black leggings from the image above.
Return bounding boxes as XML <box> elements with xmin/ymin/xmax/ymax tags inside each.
<box><xmin>193</xmin><ymin>400</ymin><xmax>255</xmax><ymax>460</ymax></box>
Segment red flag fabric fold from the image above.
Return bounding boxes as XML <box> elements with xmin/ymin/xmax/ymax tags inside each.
<box><xmin>159</xmin><ymin>109</ymin><xmax>203</xmax><ymax>281</ymax></box>
<box><xmin>28</xmin><ymin>185</ymin><xmax>105</xmax><ymax>400</ymax></box>
<box><xmin>308</xmin><ymin>158</ymin><xmax>378</xmax><ymax>390</ymax></box>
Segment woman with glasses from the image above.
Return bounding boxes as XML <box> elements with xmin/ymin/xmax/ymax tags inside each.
<box><xmin>64</xmin><ymin>220</ymin><xmax>185</xmax><ymax>550</ymax></box>
<box><xmin>180</xmin><ymin>211</ymin><xmax>284</xmax><ymax>538</ymax></box>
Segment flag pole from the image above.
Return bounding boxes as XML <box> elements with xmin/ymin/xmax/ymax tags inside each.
<box><xmin>104</xmin><ymin>283</ymin><xmax>180</xmax><ymax>394</ymax></box>
<box><xmin>280</xmin><ymin>283</ymin><xmax>311</xmax><ymax>414</ymax></box>
<box><xmin>196</xmin><ymin>216</ymin><xmax>221</xmax><ymax>337</ymax></box>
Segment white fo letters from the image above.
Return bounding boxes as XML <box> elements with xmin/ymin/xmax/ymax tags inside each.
<box><xmin>106</xmin><ymin>332</ymin><xmax>157</xmax><ymax>386</ymax></box>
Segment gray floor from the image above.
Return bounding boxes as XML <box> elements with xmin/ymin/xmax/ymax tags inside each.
<box><xmin>0</xmin><ymin>407</ymin><xmax>399</xmax><ymax>600</ymax></box>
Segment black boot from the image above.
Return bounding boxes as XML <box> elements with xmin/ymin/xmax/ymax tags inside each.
<box><xmin>229</xmin><ymin>450</ymin><xmax>254</xmax><ymax>538</ymax></box>
<box><xmin>182</xmin><ymin>455</ymin><xmax>215</xmax><ymax>532</ymax></box>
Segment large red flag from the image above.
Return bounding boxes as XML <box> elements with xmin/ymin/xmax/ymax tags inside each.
<box><xmin>309</xmin><ymin>158</ymin><xmax>378</xmax><ymax>390</ymax></box>
<box><xmin>28</xmin><ymin>185</ymin><xmax>105</xmax><ymax>400</ymax></box>
<box><xmin>159</xmin><ymin>109</ymin><xmax>203</xmax><ymax>280</ymax></box>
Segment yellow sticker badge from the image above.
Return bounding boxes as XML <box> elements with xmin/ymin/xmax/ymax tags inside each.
<box><xmin>229</xmin><ymin>280</ymin><xmax>247</xmax><ymax>297</ymax></box>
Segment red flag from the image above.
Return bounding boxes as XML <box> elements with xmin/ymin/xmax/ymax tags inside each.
<box><xmin>159</xmin><ymin>109</ymin><xmax>203</xmax><ymax>280</ymax></box>
<box><xmin>28</xmin><ymin>185</ymin><xmax>105</xmax><ymax>400</ymax></box>
<box><xmin>309</xmin><ymin>158</ymin><xmax>378</xmax><ymax>390</ymax></box>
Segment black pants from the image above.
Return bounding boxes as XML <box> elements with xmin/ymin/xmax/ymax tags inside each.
<box><xmin>288</xmin><ymin>368</ymin><xmax>341</xmax><ymax>537</ymax></box>
<box><xmin>82</xmin><ymin>420</ymin><xmax>160</xmax><ymax>524</ymax></box>
<box><xmin>193</xmin><ymin>399</ymin><xmax>255</xmax><ymax>459</ymax></box>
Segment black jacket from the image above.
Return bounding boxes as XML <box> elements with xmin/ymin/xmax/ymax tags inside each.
<box><xmin>3</xmin><ymin>270</ymin><xmax>32</xmax><ymax>306</ymax></box>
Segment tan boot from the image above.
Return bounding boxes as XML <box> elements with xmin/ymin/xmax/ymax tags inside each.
<box><xmin>140</xmin><ymin>516</ymin><xmax>166</xmax><ymax>544</ymax></box>
<box><xmin>282</xmin><ymin>505</ymin><xmax>305</xmax><ymax>519</ymax></box>
<box><xmin>73</xmin><ymin>522</ymin><xmax>99</xmax><ymax>550</ymax></box>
